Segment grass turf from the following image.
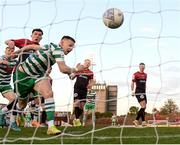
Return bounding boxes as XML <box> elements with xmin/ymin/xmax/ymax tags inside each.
<box><xmin>0</xmin><ymin>125</ymin><xmax>180</xmax><ymax>144</ymax></box>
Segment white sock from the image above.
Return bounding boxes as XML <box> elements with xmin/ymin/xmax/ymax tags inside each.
<box><xmin>2</xmin><ymin>107</ymin><xmax>8</xmax><ymax>113</ymax></box>
<box><xmin>10</xmin><ymin>115</ymin><xmax>16</xmax><ymax>122</ymax></box>
<box><xmin>47</xmin><ymin>120</ymin><xmax>54</xmax><ymax>127</ymax></box>
<box><xmin>34</xmin><ymin>115</ymin><xmax>38</xmax><ymax>122</ymax></box>
<box><xmin>16</xmin><ymin>103</ymin><xmax>21</xmax><ymax>110</ymax></box>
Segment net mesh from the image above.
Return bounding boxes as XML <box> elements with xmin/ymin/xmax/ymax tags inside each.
<box><xmin>0</xmin><ymin>0</ymin><xmax>180</xmax><ymax>144</ymax></box>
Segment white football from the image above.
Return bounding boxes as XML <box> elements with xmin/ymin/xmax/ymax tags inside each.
<box><xmin>103</xmin><ymin>8</ymin><xmax>124</xmax><ymax>29</ymax></box>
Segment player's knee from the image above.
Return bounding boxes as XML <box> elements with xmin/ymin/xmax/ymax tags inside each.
<box><xmin>43</xmin><ymin>90</ymin><xmax>53</xmax><ymax>99</ymax></box>
<box><xmin>141</xmin><ymin>104</ymin><xmax>146</xmax><ymax>109</ymax></box>
<box><xmin>6</xmin><ymin>95</ymin><xmax>15</xmax><ymax>103</ymax></box>
<box><xmin>19</xmin><ymin>101</ymin><xmax>27</xmax><ymax>109</ymax></box>
<box><xmin>73</xmin><ymin>100</ymin><xmax>80</xmax><ymax>106</ymax></box>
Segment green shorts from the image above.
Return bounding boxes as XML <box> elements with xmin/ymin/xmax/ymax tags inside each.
<box><xmin>13</xmin><ymin>69</ymin><xmax>46</xmax><ymax>100</ymax></box>
<box><xmin>0</xmin><ymin>84</ymin><xmax>13</xmax><ymax>95</ymax></box>
<box><xmin>84</xmin><ymin>102</ymin><xmax>95</xmax><ymax>111</ymax></box>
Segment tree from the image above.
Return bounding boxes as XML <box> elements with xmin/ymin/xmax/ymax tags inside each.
<box><xmin>159</xmin><ymin>99</ymin><xmax>179</xmax><ymax>115</ymax></box>
<box><xmin>152</xmin><ymin>108</ymin><xmax>159</xmax><ymax>114</ymax></box>
<box><xmin>129</xmin><ymin>106</ymin><xmax>139</xmax><ymax>115</ymax></box>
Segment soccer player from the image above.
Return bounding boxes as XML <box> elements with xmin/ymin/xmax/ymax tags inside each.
<box><xmin>0</xmin><ymin>47</ymin><xmax>20</xmax><ymax>131</ymax></box>
<box><xmin>70</xmin><ymin>59</ymin><xmax>95</xmax><ymax>126</ymax></box>
<box><xmin>82</xmin><ymin>90</ymin><xmax>96</xmax><ymax>127</ymax></box>
<box><xmin>131</xmin><ymin>62</ymin><xmax>147</xmax><ymax>126</ymax></box>
<box><xmin>28</xmin><ymin>98</ymin><xmax>41</xmax><ymax>127</ymax></box>
<box><xmin>5</xmin><ymin>28</ymin><xmax>44</xmax><ymax>127</ymax></box>
<box><xmin>5</xmin><ymin>28</ymin><xmax>43</xmax><ymax>62</ymax></box>
<box><xmin>13</xmin><ymin>35</ymin><xmax>84</xmax><ymax>135</ymax></box>
<box><xmin>111</xmin><ymin>113</ymin><xmax>118</xmax><ymax>126</ymax></box>
<box><xmin>24</xmin><ymin>110</ymin><xmax>31</xmax><ymax>127</ymax></box>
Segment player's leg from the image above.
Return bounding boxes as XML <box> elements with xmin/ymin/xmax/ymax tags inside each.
<box><xmin>3</xmin><ymin>99</ymin><xmax>22</xmax><ymax>131</ymax></box>
<box><xmin>91</xmin><ymin>108</ymin><xmax>96</xmax><ymax>127</ymax></box>
<box><xmin>75</xmin><ymin>95</ymin><xmax>86</xmax><ymax>126</ymax></box>
<box><xmin>30</xmin><ymin>95</ymin><xmax>41</xmax><ymax>127</ymax></box>
<box><xmin>0</xmin><ymin>87</ymin><xmax>15</xmax><ymax>127</ymax></box>
<box><xmin>74</xmin><ymin>101</ymin><xmax>85</xmax><ymax>126</ymax></box>
<box><xmin>33</xmin><ymin>78</ymin><xmax>61</xmax><ymax>135</ymax></box>
<box><xmin>72</xmin><ymin>99</ymin><xmax>82</xmax><ymax>126</ymax></box>
<box><xmin>72</xmin><ymin>92</ymin><xmax>82</xmax><ymax>126</ymax></box>
<box><xmin>40</xmin><ymin>97</ymin><xmax>47</xmax><ymax>126</ymax></box>
<box><xmin>73</xmin><ymin>97</ymin><xmax>81</xmax><ymax>119</ymax></box>
<box><xmin>82</xmin><ymin>104</ymin><xmax>88</xmax><ymax>126</ymax></box>
<box><xmin>0</xmin><ymin>86</ymin><xmax>21</xmax><ymax>131</ymax></box>
<box><xmin>0</xmin><ymin>88</ymin><xmax>16</xmax><ymax>121</ymax></box>
<box><xmin>0</xmin><ymin>85</ymin><xmax>15</xmax><ymax>114</ymax></box>
<box><xmin>90</xmin><ymin>103</ymin><xmax>96</xmax><ymax>126</ymax></box>
<box><xmin>139</xmin><ymin>96</ymin><xmax>147</xmax><ymax>126</ymax></box>
<box><xmin>133</xmin><ymin>94</ymin><xmax>146</xmax><ymax>126</ymax></box>
<box><xmin>133</xmin><ymin>94</ymin><xmax>141</xmax><ymax>126</ymax></box>
<box><xmin>79</xmin><ymin>91</ymin><xmax>87</xmax><ymax>115</ymax></box>
<box><xmin>12</xmin><ymin>69</ymin><xmax>37</xmax><ymax>130</ymax></box>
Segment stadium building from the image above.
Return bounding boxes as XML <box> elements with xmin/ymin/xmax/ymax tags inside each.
<box><xmin>92</xmin><ymin>83</ymin><xmax>118</xmax><ymax>115</ymax></box>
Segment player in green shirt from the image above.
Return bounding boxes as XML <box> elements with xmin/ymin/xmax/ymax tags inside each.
<box><xmin>82</xmin><ymin>90</ymin><xmax>96</xmax><ymax>126</ymax></box>
<box><xmin>13</xmin><ymin>36</ymin><xmax>84</xmax><ymax>135</ymax></box>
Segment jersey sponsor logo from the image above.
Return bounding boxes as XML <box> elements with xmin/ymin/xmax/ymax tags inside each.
<box><xmin>74</xmin><ymin>93</ymin><xmax>78</xmax><ymax>98</ymax></box>
<box><xmin>140</xmin><ymin>94</ymin><xmax>144</xmax><ymax>99</ymax></box>
<box><xmin>140</xmin><ymin>80</ymin><xmax>146</xmax><ymax>83</ymax></box>
<box><xmin>79</xmin><ymin>75</ymin><xmax>88</xmax><ymax>79</ymax></box>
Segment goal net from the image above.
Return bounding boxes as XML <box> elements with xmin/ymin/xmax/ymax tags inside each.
<box><xmin>0</xmin><ymin>0</ymin><xmax>180</xmax><ymax>144</ymax></box>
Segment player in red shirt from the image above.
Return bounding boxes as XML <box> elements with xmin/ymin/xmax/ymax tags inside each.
<box><xmin>2</xmin><ymin>29</ymin><xmax>43</xmax><ymax>130</ymax></box>
<box><xmin>69</xmin><ymin>59</ymin><xmax>95</xmax><ymax>126</ymax></box>
<box><xmin>5</xmin><ymin>28</ymin><xmax>43</xmax><ymax>63</ymax></box>
<box><xmin>131</xmin><ymin>62</ymin><xmax>147</xmax><ymax>126</ymax></box>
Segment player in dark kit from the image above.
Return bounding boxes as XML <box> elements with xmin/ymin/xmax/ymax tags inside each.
<box><xmin>131</xmin><ymin>62</ymin><xmax>147</xmax><ymax>126</ymax></box>
<box><xmin>70</xmin><ymin>59</ymin><xmax>95</xmax><ymax>126</ymax></box>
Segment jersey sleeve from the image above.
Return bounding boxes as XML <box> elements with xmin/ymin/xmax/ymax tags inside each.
<box><xmin>55</xmin><ymin>50</ymin><xmax>65</xmax><ymax>62</ymax></box>
<box><xmin>13</xmin><ymin>39</ymin><xmax>31</xmax><ymax>48</ymax></box>
<box><xmin>132</xmin><ymin>74</ymin><xmax>136</xmax><ymax>82</ymax></box>
<box><xmin>89</xmin><ymin>71</ymin><xmax>94</xmax><ymax>79</ymax></box>
<box><xmin>145</xmin><ymin>73</ymin><xmax>147</xmax><ymax>80</ymax></box>
<box><xmin>8</xmin><ymin>60</ymin><xmax>17</xmax><ymax>67</ymax></box>
<box><xmin>50</xmin><ymin>43</ymin><xmax>65</xmax><ymax>62</ymax></box>
<box><xmin>41</xmin><ymin>44</ymin><xmax>50</xmax><ymax>50</ymax></box>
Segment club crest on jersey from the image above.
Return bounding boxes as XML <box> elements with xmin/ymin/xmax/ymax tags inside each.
<box><xmin>74</xmin><ymin>93</ymin><xmax>78</xmax><ymax>98</ymax></box>
<box><xmin>140</xmin><ymin>95</ymin><xmax>144</xmax><ymax>99</ymax></box>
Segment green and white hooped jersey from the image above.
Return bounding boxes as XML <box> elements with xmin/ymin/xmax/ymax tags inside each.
<box><xmin>86</xmin><ymin>91</ymin><xmax>96</xmax><ymax>104</ymax></box>
<box><xmin>21</xmin><ymin>43</ymin><xmax>65</xmax><ymax>76</ymax></box>
<box><xmin>0</xmin><ymin>55</ymin><xmax>17</xmax><ymax>85</ymax></box>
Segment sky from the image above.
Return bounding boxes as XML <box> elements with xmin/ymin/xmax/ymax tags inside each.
<box><xmin>0</xmin><ymin>0</ymin><xmax>180</xmax><ymax>115</ymax></box>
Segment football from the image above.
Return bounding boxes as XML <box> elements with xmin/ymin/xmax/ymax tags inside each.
<box><xmin>103</xmin><ymin>8</ymin><xmax>124</xmax><ymax>29</ymax></box>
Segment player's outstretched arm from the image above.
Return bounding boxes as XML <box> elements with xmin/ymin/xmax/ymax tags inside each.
<box><xmin>131</xmin><ymin>81</ymin><xmax>135</xmax><ymax>96</ymax></box>
<box><xmin>13</xmin><ymin>44</ymin><xmax>41</xmax><ymax>56</ymax></box>
<box><xmin>5</xmin><ymin>39</ymin><xmax>15</xmax><ymax>49</ymax></box>
<box><xmin>57</xmin><ymin>61</ymin><xmax>84</xmax><ymax>75</ymax></box>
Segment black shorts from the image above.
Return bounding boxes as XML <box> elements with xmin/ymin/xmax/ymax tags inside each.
<box><xmin>73</xmin><ymin>89</ymin><xmax>87</xmax><ymax>102</ymax></box>
<box><xmin>135</xmin><ymin>93</ymin><xmax>147</xmax><ymax>103</ymax></box>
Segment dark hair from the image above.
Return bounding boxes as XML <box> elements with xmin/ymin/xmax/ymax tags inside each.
<box><xmin>32</xmin><ymin>28</ymin><xmax>43</xmax><ymax>35</ymax></box>
<box><xmin>5</xmin><ymin>47</ymin><xmax>14</xmax><ymax>51</ymax></box>
<box><xmin>61</xmin><ymin>36</ymin><xmax>75</xmax><ymax>43</ymax></box>
<box><xmin>139</xmin><ymin>62</ymin><xmax>145</xmax><ymax>65</ymax></box>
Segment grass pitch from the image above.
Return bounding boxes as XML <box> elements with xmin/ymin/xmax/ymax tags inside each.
<box><xmin>0</xmin><ymin>125</ymin><xmax>180</xmax><ymax>144</ymax></box>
